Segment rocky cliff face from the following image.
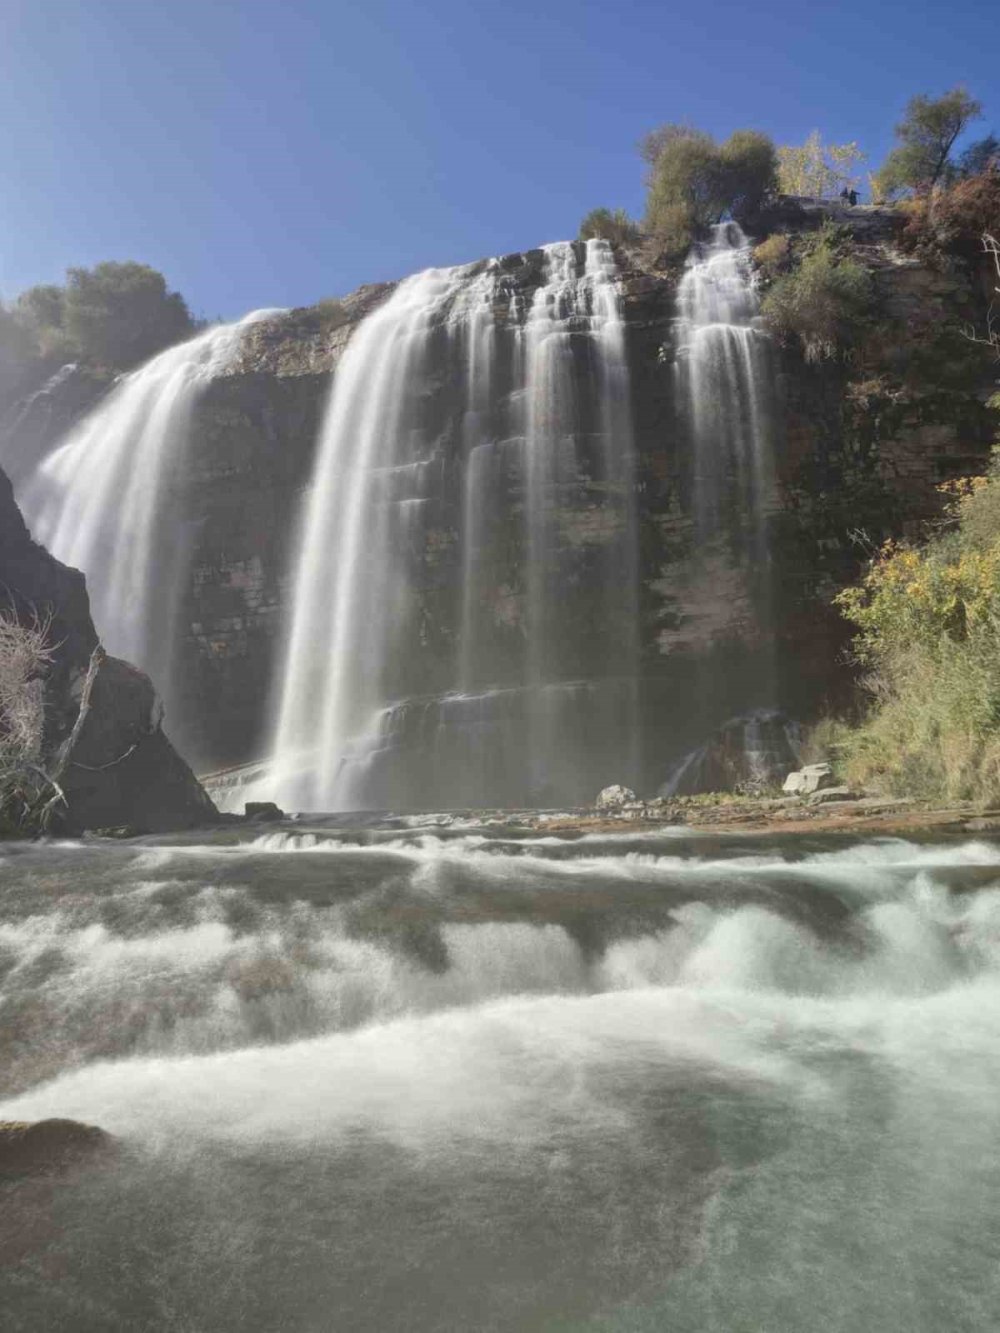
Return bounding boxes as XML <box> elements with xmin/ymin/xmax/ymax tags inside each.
<box><xmin>0</xmin><ymin>466</ymin><xmax>217</xmax><ymax>832</ymax></box>
<box><xmin>2</xmin><ymin>209</ymin><xmax>996</xmax><ymax>793</ymax></box>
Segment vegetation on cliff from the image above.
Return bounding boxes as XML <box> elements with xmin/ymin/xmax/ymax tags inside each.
<box><xmin>0</xmin><ymin>261</ymin><xmax>194</xmax><ymax>372</ymax></box>
<box><xmin>758</xmin><ymin>223</ymin><xmax>873</xmax><ymax>361</ymax></box>
<box><xmin>872</xmin><ymin>87</ymin><xmax>983</xmax><ymax>201</ymax></box>
<box><xmin>776</xmin><ymin>132</ymin><xmax>866</xmax><ymax>198</ymax></box>
<box><xmin>830</xmin><ymin>215</ymin><xmax>1000</xmax><ymax>801</ymax></box>
<box><xmin>641</xmin><ymin>125</ymin><xmax>778</xmax><ymax>258</ymax></box>
<box><xmin>836</xmin><ymin>456</ymin><xmax>1000</xmax><ymax>801</ymax></box>
<box><xmin>578</xmin><ymin>208</ymin><xmax>640</xmax><ymax>247</ymax></box>
<box><xmin>578</xmin><ymin>85</ymin><xmax>993</xmax><ymax>264</ymax></box>
<box><xmin>0</xmin><ymin>609</ymin><xmax>61</xmax><ymax>835</ymax></box>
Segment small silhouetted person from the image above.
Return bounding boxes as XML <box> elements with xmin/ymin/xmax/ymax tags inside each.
<box><xmin>839</xmin><ymin>187</ymin><xmax>849</xmax><ymax>202</ymax></box>
<box><xmin>848</xmin><ymin>188</ymin><xmax>859</xmax><ymax>206</ymax></box>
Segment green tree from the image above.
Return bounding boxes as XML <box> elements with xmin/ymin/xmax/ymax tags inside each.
<box><xmin>957</xmin><ymin>134</ymin><xmax>1000</xmax><ymax>178</ymax></box>
<box><xmin>777</xmin><ymin>131</ymin><xmax>867</xmax><ymax>197</ymax></box>
<box><xmin>63</xmin><ymin>262</ymin><xmax>193</xmax><ymax>369</ymax></box>
<box><xmin>643</xmin><ymin>124</ymin><xmax>777</xmax><ymax>257</ymax></box>
<box><xmin>578</xmin><ymin>207</ymin><xmax>640</xmax><ymax>246</ymax></box>
<box><xmin>0</xmin><ymin>303</ymin><xmax>34</xmax><ymax>359</ymax></box>
<box><xmin>719</xmin><ymin>130</ymin><xmax>779</xmax><ymax>218</ymax></box>
<box><xmin>13</xmin><ymin>285</ymin><xmax>75</xmax><ymax>359</ymax></box>
<box><xmin>15</xmin><ymin>284</ymin><xmax>65</xmax><ymax>332</ymax></box>
<box><xmin>874</xmin><ymin>87</ymin><xmax>983</xmax><ymax>199</ymax></box>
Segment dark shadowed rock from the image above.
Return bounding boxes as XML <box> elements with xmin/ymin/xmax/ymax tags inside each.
<box><xmin>245</xmin><ymin>800</ymin><xmax>285</xmax><ymax>821</ymax></box>
<box><xmin>54</xmin><ymin>647</ymin><xmax>219</xmax><ymax>833</ymax></box>
<box><xmin>0</xmin><ymin>464</ymin><xmax>218</xmax><ymax>833</ymax></box>
<box><xmin>0</xmin><ymin>1118</ymin><xmax>114</xmax><ymax>1178</ymax></box>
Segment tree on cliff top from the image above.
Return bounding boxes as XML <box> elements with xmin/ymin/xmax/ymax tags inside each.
<box><xmin>957</xmin><ymin>135</ymin><xmax>1000</xmax><ymax>179</ymax></box>
<box><xmin>777</xmin><ymin>131</ymin><xmax>866</xmax><ymax>198</ymax></box>
<box><xmin>642</xmin><ymin>124</ymin><xmax>777</xmax><ymax>259</ymax></box>
<box><xmin>578</xmin><ymin>208</ymin><xmax>640</xmax><ymax>246</ymax></box>
<box><xmin>9</xmin><ymin>263</ymin><xmax>195</xmax><ymax>371</ymax></box>
<box><xmin>873</xmin><ymin>87</ymin><xmax>983</xmax><ymax>200</ymax></box>
<box><xmin>63</xmin><ymin>262</ymin><xmax>194</xmax><ymax>370</ymax></box>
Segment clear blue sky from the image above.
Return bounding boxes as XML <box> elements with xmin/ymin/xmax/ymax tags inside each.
<box><xmin>0</xmin><ymin>0</ymin><xmax>995</xmax><ymax>319</ymax></box>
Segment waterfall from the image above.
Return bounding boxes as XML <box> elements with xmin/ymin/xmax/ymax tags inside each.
<box><xmin>266</xmin><ymin>241</ymin><xmax>638</xmax><ymax>812</ymax></box>
<box><xmin>675</xmin><ymin>221</ymin><xmax>775</xmax><ymax>559</ymax></box>
<box><xmin>518</xmin><ymin>240</ymin><xmax>640</xmax><ymax>796</ymax></box>
<box><xmin>19</xmin><ymin>309</ymin><xmax>280</xmax><ymax>730</ymax></box>
<box><xmin>672</xmin><ymin>220</ymin><xmax>779</xmax><ymax>752</ymax></box>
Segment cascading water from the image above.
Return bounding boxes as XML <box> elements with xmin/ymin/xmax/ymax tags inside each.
<box><xmin>519</xmin><ymin>241</ymin><xmax>640</xmax><ymax>792</ymax></box>
<box><xmin>674</xmin><ymin>220</ymin><xmax>776</xmax><ymax>560</ymax></box>
<box><xmin>671</xmin><ymin>220</ymin><xmax>781</xmax><ymax>773</ymax></box>
<box><xmin>267</xmin><ymin>240</ymin><xmax>638</xmax><ymax>812</ymax></box>
<box><xmin>3</xmin><ymin>825</ymin><xmax>1000</xmax><ymax>1330</ymax></box>
<box><xmin>18</xmin><ymin>309</ymin><xmax>280</xmax><ymax>736</ymax></box>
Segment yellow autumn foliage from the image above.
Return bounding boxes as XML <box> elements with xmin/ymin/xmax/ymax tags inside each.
<box><xmin>835</xmin><ymin>467</ymin><xmax>1000</xmax><ymax>802</ymax></box>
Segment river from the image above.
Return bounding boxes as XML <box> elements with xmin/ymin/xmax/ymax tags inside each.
<box><xmin>2</xmin><ymin>822</ymin><xmax>998</xmax><ymax>1330</ymax></box>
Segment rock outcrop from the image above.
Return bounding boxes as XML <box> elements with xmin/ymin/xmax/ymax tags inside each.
<box><xmin>0</xmin><ymin>1118</ymin><xmax>114</xmax><ymax>1178</ymax></box>
<box><xmin>783</xmin><ymin>763</ymin><xmax>836</xmax><ymax>795</ymax></box>
<box><xmin>0</xmin><ymin>465</ymin><xmax>217</xmax><ymax>832</ymax></box>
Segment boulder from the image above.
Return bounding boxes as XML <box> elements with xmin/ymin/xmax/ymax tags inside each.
<box><xmin>783</xmin><ymin>763</ymin><xmax>835</xmax><ymax>795</ymax></box>
<box><xmin>0</xmin><ymin>1118</ymin><xmax>114</xmax><ymax>1178</ymax></box>
<box><xmin>245</xmin><ymin>800</ymin><xmax>285</xmax><ymax>822</ymax></box>
<box><xmin>53</xmin><ymin>648</ymin><xmax>218</xmax><ymax>834</ymax></box>
<box><xmin>0</xmin><ymin>464</ymin><xmax>218</xmax><ymax>834</ymax></box>
<box><xmin>595</xmin><ymin>784</ymin><xmax>637</xmax><ymax>810</ymax></box>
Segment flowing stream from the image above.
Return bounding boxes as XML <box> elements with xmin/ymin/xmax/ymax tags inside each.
<box><xmin>2</xmin><ymin>826</ymin><xmax>999</xmax><ymax>1330</ymax></box>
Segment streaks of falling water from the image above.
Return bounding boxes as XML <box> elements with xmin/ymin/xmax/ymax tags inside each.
<box><xmin>267</xmin><ymin>241</ymin><xmax>639</xmax><ymax>812</ymax></box>
<box><xmin>457</xmin><ymin>276</ymin><xmax>498</xmax><ymax>694</ymax></box>
<box><xmin>674</xmin><ymin>221</ymin><xmax>776</xmax><ymax>563</ymax></box>
<box><xmin>519</xmin><ymin>240</ymin><xmax>639</xmax><ymax>797</ymax></box>
<box><xmin>19</xmin><ymin>309</ymin><xmax>282</xmax><ymax>722</ymax></box>
<box><xmin>672</xmin><ymin>220</ymin><xmax>780</xmax><ymax>742</ymax></box>
<box><xmin>270</xmin><ymin>263</ymin><xmax>498</xmax><ymax>812</ymax></box>
<box><xmin>587</xmin><ymin>237</ymin><xmax>641</xmax><ymax>781</ymax></box>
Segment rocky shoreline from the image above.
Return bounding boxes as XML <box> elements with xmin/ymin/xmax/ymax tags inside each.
<box><xmin>520</xmin><ymin>795</ymin><xmax>999</xmax><ymax>839</ymax></box>
<box><xmin>192</xmin><ymin>791</ymin><xmax>1000</xmax><ymax>844</ymax></box>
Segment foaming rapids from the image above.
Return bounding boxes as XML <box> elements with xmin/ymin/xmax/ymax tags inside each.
<box><xmin>2</xmin><ymin>828</ymin><xmax>999</xmax><ymax>1330</ymax></box>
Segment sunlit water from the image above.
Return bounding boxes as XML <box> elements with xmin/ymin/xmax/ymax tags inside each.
<box><xmin>2</xmin><ymin>826</ymin><xmax>999</xmax><ymax>1330</ymax></box>
<box><xmin>16</xmin><ymin>310</ymin><xmax>282</xmax><ymax>741</ymax></box>
<box><xmin>267</xmin><ymin>239</ymin><xmax>639</xmax><ymax>813</ymax></box>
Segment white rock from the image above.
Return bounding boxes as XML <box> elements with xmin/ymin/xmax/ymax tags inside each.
<box><xmin>782</xmin><ymin>763</ymin><xmax>834</xmax><ymax>795</ymax></box>
<box><xmin>595</xmin><ymin>784</ymin><xmax>638</xmax><ymax>810</ymax></box>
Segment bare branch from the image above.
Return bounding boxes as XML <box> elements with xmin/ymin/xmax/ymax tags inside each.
<box><xmin>959</xmin><ymin>232</ymin><xmax>1000</xmax><ymax>361</ymax></box>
